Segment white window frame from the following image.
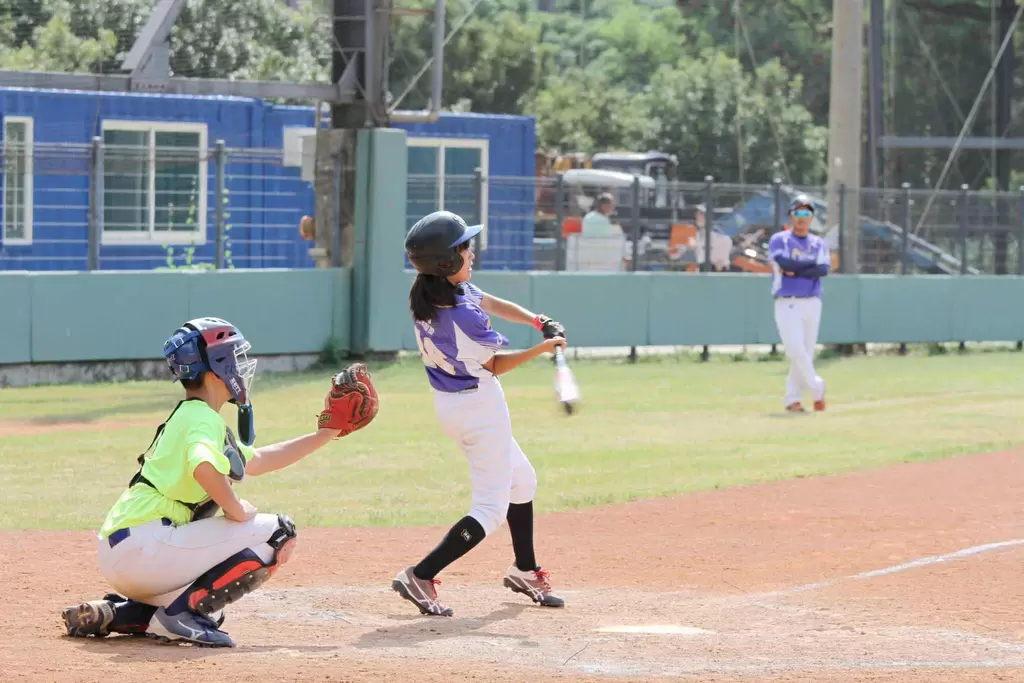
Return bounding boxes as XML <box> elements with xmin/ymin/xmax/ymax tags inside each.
<box><xmin>407</xmin><ymin>137</ymin><xmax>490</xmax><ymax>248</ymax></box>
<box><xmin>3</xmin><ymin>115</ymin><xmax>33</xmax><ymax>245</ymax></box>
<box><xmin>100</xmin><ymin>120</ymin><xmax>208</xmax><ymax>246</ymax></box>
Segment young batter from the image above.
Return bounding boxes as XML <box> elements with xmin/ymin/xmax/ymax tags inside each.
<box><xmin>393</xmin><ymin>210</ymin><xmax>567</xmax><ymax>616</ymax></box>
<box><xmin>769</xmin><ymin>195</ymin><xmax>830</xmax><ymax>412</ymax></box>
<box><xmin>61</xmin><ymin>317</ymin><xmax>378</xmax><ymax>647</ymax></box>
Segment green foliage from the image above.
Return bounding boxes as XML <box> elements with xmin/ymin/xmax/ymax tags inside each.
<box><xmin>5</xmin><ymin>0</ymin><xmax>1010</xmax><ymax>187</ymax></box>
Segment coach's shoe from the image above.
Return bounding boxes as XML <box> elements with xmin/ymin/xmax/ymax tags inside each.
<box><xmin>62</xmin><ymin>599</ymin><xmax>115</xmax><ymax>638</ymax></box>
<box><xmin>147</xmin><ymin>607</ymin><xmax>236</xmax><ymax>648</ymax></box>
<box><xmin>391</xmin><ymin>565</ymin><xmax>454</xmax><ymax>616</ymax></box>
<box><xmin>785</xmin><ymin>402</ymin><xmax>806</xmax><ymax>413</ymax></box>
<box><xmin>503</xmin><ymin>565</ymin><xmax>565</xmax><ymax>608</ymax></box>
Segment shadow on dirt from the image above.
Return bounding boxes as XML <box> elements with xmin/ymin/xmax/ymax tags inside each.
<box><xmin>353</xmin><ymin>602</ymin><xmax>532</xmax><ymax>649</ymax></box>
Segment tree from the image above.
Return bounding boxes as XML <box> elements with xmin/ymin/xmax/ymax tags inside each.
<box><xmin>0</xmin><ymin>0</ymin><xmax>330</xmax><ymax>82</ymax></box>
<box><xmin>527</xmin><ymin>68</ymin><xmax>649</xmax><ymax>153</ymax></box>
<box><xmin>634</xmin><ymin>52</ymin><xmax>827</xmax><ymax>184</ymax></box>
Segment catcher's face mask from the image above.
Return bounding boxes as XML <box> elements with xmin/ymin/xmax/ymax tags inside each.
<box><xmin>164</xmin><ymin>318</ymin><xmax>259</xmax><ymax>446</ymax></box>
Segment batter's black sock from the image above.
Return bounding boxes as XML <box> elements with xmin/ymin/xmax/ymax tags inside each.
<box><xmin>506</xmin><ymin>501</ymin><xmax>538</xmax><ymax>572</ymax></box>
<box><xmin>413</xmin><ymin>515</ymin><xmax>486</xmax><ymax>581</ymax></box>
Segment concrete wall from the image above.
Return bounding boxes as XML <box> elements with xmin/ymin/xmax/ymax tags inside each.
<box><xmin>385</xmin><ymin>273</ymin><xmax>1024</xmax><ymax>351</ymax></box>
<box><xmin>0</xmin><ymin>268</ymin><xmax>351</xmax><ymax>365</ymax></box>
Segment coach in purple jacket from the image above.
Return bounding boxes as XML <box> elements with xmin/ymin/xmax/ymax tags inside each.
<box><xmin>769</xmin><ymin>194</ymin><xmax>829</xmax><ymax>413</ymax></box>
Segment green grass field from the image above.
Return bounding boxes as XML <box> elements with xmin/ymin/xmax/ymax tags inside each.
<box><xmin>2</xmin><ymin>348</ymin><xmax>1023</xmax><ymax>531</ymax></box>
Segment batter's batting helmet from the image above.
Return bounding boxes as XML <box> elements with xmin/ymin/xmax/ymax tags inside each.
<box><xmin>164</xmin><ymin>317</ymin><xmax>258</xmax><ymax>445</ymax></box>
<box><xmin>789</xmin><ymin>194</ymin><xmax>815</xmax><ymax>214</ymax></box>
<box><xmin>405</xmin><ymin>211</ymin><xmax>482</xmax><ymax>277</ymax></box>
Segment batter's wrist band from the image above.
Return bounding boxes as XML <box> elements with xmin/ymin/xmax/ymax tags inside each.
<box><xmin>531</xmin><ymin>315</ymin><xmax>545</xmax><ymax>331</ymax></box>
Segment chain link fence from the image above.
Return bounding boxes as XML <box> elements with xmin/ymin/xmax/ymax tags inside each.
<box><xmin>401</xmin><ymin>171</ymin><xmax>1024</xmax><ymax>276</ymax></box>
<box><xmin>0</xmin><ymin>140</ymin><xmax>315</xmax><ymax>271</ymax></box>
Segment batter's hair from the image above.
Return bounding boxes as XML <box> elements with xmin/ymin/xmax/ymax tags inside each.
<box><xmin>409</xmin><ymin>241</ymin><xmax>470</xmax><ymax>321</ymax></box>
<box><xmin>410</xmin><ymin>273</ymin><xmax>460</xmax><ymax>322</ymax></box>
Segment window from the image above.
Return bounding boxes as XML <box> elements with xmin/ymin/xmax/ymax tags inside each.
<box><xmin>3</xmin><ymin>116</ymin><xmax>33</xmax><ymax>244</ymax></box>
<box><xmin>102</xmin><ymin>120</ymin><xmax>207</xmax><ymax>244</ymax></box>
<box><xmin>407</xmin><ymin>137</ymin><xmax>489</xmax><ymax>246</ymax></box>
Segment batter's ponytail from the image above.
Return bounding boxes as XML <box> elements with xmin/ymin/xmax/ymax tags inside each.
<box><xmin>410</xmin><ymin>274</ymin><xmax>459</xmax><ymax>322</ymax></box>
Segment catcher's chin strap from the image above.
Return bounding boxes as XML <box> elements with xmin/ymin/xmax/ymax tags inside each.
<box><xmin>167</xmin><ymin>515</ymin><xmax>297</xmax><ymax>617</ymax></box>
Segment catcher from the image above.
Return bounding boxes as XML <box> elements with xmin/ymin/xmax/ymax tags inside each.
<box><xmin>60</xmin><ymin>317</ymin><xmax>378</xmax><ymax>648</ymax></box>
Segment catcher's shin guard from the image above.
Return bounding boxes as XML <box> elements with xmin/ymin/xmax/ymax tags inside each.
<box><xmin>171</xmin><ymin>514</ymin><xmax>297</xmax><ymax>616</ymax></box>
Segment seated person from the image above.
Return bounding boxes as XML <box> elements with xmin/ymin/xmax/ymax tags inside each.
<box><xmin>567</xmin><ymin>193</ymin><xmax>626</xmax><ymax>272</ymax></box>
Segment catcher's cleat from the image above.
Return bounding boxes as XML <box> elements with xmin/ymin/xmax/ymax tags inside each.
<box><xmin>62</xmin><ymin>599</ymin><xmax>115</xmax><ymax>638</ymax></box>
<box><xmin>786</xmin><ymin>402</ymin><xmax>806</xmax><ymax>413</ymax></box>
<box><xmin>503</xmin><ymin>565</ymin><xmax>565</xmax><ymax>608</ymax></box>
<box><xmin>391</xmin><ymin>565</ymin><xmax>454</xmax><ymax>616</ymax></box>
<box><xmin>147</xmin><ymin>607</ymin><xmax>235</xmax><ymax>648</ymax></box>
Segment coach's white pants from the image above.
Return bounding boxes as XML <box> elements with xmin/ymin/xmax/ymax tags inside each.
<box><xmin>434</xmin><ymin>377</ymin><xmax>537</xmax><ymax>536</ymax></box>
<box><xmin>96</xmin><ymin>513</ymin><xmax>281</xmax><ymax>607</ymax></box>
<box><xmin>774</xmin><ymin>297</ymin><xmax>825</xmax><ymax>406</ymax></box>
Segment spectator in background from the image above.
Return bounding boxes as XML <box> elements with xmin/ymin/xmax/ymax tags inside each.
<box><xmin>567</xmin><ymin>193</ymin><xmax>627</xmax><ymax>272</ymax></box>
<box><xmin>689</xmin><ymin>204</ymin><xmax>732</xmax><ymax>271</ymax></box>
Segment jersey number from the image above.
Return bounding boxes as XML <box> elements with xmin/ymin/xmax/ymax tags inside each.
<box><xmin>415</xmin><ymin>328</ymin><xmax>456</xmax><ymax>374</ymax></box>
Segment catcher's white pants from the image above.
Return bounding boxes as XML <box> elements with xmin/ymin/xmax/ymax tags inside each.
<box><xmin>774</xmin><ymin>296</ymin><xmax>826</xmax><ymax>406</ymax></box>
<box><xmin>434</xmin><ymin>376</ymin><xmax>537</xmax><ymax>536</ymax></box>
<box><xmin>96</xmin><ymin>513</ymin><xmax>281</xmax><ymax>607</ymax></box>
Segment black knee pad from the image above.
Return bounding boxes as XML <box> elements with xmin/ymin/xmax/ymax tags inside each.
<box><xmin>268</xmin><ymin>513</ymin><xmax>297</xmax><ymax>555</ymax></box>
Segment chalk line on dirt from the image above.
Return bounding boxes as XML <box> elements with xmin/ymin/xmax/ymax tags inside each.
<box><xmin>757</xmin><ymin>538</ymin><xmax>1024</xmax><ymax>600</ymax></box>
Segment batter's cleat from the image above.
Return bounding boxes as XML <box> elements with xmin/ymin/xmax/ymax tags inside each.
<box><xmin>147</xmin><ymin>607</ymin><xmax>236</xmax><ymax>648</ymax></box>
<box><xmin>813</xmin><ymin>397</ymin><xmax>826</xmax><ymax>412</ymax></box>
<box><xmin>786</xmin><ymin>402</ymin><xmax>806</xmax><ymax>413</ymax></box>
<box><xmin>503</xmin><ymin>565</ymin><xmax>565</xmax><ymax>608</ymax></box>
<box><xmin>62</xmin><ymin>599</ymin><xmax>115</xmax><ymax>638</ymax></box>
<box><xmin>391</xmin><ymin>565</ymin><xmax>454</xmax><ymax>616</ymax></box>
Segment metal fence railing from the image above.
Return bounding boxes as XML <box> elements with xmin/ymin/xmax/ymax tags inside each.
<box><xmin>7</xmin><ymin>142</ymin><xmax>1024</xmax><ymax>277</ymax></box>
<box><xmin>0</xmin><ymin>140</ymin><xmax>316</xmax><ymax>271</ymax></box>
<box><xmin>401</xmin><ymin>170</ymin><xmax>1024</xmax><ymax>276</ymax></box>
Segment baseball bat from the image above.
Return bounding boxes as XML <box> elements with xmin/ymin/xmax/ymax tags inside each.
<box><xmin>553</xmin><ymin>346</ymin><xmax>580</xmax><ymax>415</ymax></box>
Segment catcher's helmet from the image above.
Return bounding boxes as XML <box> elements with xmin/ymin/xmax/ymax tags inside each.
<box><xmin>163</xmin><ymin>317</ymin><xmax>258</xmax><ymax>445</ymax></box>
<box><xmin>789</xmin><ymin>194</ymin><xmax>815</xmax><ymax>214</ymax></box>
<box><xmin>405</xmin><ymin>210</ymin><xmax>482</xmax><ymax>277</ymax></box>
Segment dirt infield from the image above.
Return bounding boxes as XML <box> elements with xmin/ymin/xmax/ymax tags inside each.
<box><xmin>8</xmin><ymin>449</ymin><xmax>1024</xmax><ymax>682</ymax></box>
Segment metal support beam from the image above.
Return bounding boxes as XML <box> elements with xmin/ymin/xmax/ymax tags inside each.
<box><xmin>121</xmin><ymin>0</ymin><xmax>186</xmax><ymax>78</ymax></box>
<box><xmin>995</xmin><ymin>0</ymin><xmax>1016</xmax><ymax>274</ymax></box>
<box><xmin>332</xmin><ymin>0</ymin><xmax>370</xmax><ymax>128</ymax></box>
<box><xmin>389</xmin><ymin>0</ymin><xmax>448</xmax><ymax>123</ymax></box>
<box><xmin>879</xmin><ymin>135</ymin><xmax>1024</xmax><ymax>150</ymax></box>
<box><xmin>0</xmin><ymin>70</ymin><xmax>349</xmax><ymax>101</ymax></box>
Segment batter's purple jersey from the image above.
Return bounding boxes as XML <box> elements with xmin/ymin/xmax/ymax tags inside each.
<box><xmin>412</xmin><ymin>282</ymin><xmax>509</xmax><ymax>392</ymax></box>
<box><xmin>769</xmin><ymin>230</ymin><xmax>830</xmax><ymax>298</ymax></box>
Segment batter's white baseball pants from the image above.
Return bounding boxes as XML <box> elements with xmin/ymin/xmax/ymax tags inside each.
<box><xmin>96</xmin><ymin>513</ymin><xmax>281</xmax><ymax>607</ymax></box>
<box><xmin>433</xmin><ymin>376</ymin><xmax>538</xmax><ymax>536</ymax></box>
<box><xmin>773</xmin><ymin>296</ymin><xmax>826</xmax><ymax>407</ymax></box>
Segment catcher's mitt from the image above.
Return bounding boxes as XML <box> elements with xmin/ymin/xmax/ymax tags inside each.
<box><xmin>318</xmin><ymin>363</ymin><xmax>379</xmax><ymax>437</ymax></box>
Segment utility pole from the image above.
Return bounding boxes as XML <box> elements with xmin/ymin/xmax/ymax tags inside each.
<box><xmin>825</xmin><ymin>0</ymin><xmax>865</xmax><ymax>273</ymax></box>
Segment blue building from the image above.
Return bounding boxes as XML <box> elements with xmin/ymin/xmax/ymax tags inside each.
<box><xmin>0</xmin><ymin>88</ymin><xmax>536</xmax><ymax>271</ymax></box>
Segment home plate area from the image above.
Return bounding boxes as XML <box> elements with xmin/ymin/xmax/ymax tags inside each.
<box><xmin>230</xmin><ymin>569</ymin><xmax>1024</xmax><ymax>680</ymax></box>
